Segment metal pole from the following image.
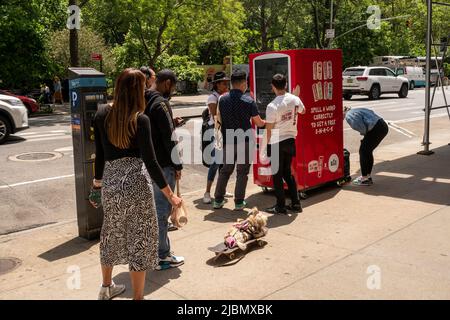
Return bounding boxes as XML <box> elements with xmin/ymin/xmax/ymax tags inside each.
<box><xmin>419</xmin><ymin>0</ymin><xmax>434</xmax><ymax>155</ymax></box>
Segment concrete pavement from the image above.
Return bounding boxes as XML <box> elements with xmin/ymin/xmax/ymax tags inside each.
<box><xmin>1</xmin><ymin>115</ymin><xmax>450</xmax><ymax>300</ymax></box>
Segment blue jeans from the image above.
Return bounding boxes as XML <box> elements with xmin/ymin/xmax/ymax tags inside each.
<box><xmin>152</xmin><ymin>167</ymin><xmax>176</xmax><ymax>259</ymax></box>
<box><xmin>207</xmin><ymin>148</ymin><xmax>220</xmax><ymax>182</ymax></box>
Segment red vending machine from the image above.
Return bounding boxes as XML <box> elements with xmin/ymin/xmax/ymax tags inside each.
<box><xmin>250</xmin><ymin>49</ymin><xmax>346</xmax><ymax>193</ymax></box>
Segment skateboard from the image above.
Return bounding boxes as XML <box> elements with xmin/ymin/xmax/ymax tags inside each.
<box><xmin>208</xmin><ymin>228</ymin><xmax>268</xmax><ymax>261</ymax></box>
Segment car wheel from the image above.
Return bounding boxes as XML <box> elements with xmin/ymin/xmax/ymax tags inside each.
<box><xmin>0</xmin><ymin>115</ymin><xmax>12</xmax><ymax>145</ymax></box>
<box><xmin>399</xmin><ymin>83</ymin><xmax>409</xmax><ymax>98</ymax></box>
<box><xmin>409</xmin><ymin>81</ymin><xmax>415</xmax><ymax>90</ymax></box>
<box><xmin>343</xmin><ymin>93</ymin><xmax>352</xmax><ymax>100</ymax></box>
<box><xmin>368</xmin><ymin>85</ymin><xmax>380</xmax><ymax>100</ymax></box>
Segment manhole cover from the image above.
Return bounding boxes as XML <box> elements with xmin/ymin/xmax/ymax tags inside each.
<box><xmin>8</xmin><ymin>152</ymin><xmax>63</xmax><ymax>162</ymax></box>
<box><xmin>0</xmin><ymin>258</ymin><xmax>22</xmax><ymax>276</ymax></box>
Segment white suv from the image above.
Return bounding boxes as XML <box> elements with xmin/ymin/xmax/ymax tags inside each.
<box><xmin>343</xmin><ymin>66</ymin><xmax>409</xmax><ymax>100</ymax></box>
<box><xmin>0</xmin><ymin>94</ymin><xmax>29</xmax><ymax>144</ymax></box>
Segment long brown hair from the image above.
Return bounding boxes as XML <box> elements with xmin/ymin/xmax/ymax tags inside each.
<box><xmin>106</xmin><ymin>68</ymin><xmax>146</xmax><ymax>149</ymax></box>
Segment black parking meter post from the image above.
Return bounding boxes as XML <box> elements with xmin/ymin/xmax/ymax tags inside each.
<box><xmin>69</xmin><ymin>68</ymin><xmax>107</xmax><ymax>240</ymax></box>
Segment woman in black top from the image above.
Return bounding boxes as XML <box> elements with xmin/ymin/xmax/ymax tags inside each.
<box><xmin>92</xmin><ymin>68</ymin><xmax>182</xmax><ymax>300</ymax></box>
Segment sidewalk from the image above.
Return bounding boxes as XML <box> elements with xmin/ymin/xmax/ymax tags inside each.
<box><xmin>27</xmin><ymin>95</ymin><xmax>209</xmax><ymax>119</ymax></box>
<box><xmin>1</xmin><ymin>119</ymin><xmax>450</xmax><ymax>300</ymax></box>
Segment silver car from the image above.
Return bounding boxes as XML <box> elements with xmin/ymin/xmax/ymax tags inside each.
<box><xmin>0</xmin><ymin>94</ymin><xmax>29</xmax><ymax>144</ymax></box>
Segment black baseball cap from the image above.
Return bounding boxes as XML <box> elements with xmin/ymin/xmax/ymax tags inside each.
<box><xmin>156</xmin><ymin>69</ymin><xmax>178</xmax><ymax>84</ymax></box>
<box><xmin>212</xmin><ymin>71</ymin><xmax>230</xmax><ymax>83</ymax></box>
<box><xmin>231</xmin><ymin>70</ymin><xmax>247</xmax><ymax>82</ymax></box>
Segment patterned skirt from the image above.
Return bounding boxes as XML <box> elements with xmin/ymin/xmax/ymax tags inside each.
<box><xmin>100</xmin><ymin>157</ymin><xmax>159</xmax><ymax>272</ymax></box>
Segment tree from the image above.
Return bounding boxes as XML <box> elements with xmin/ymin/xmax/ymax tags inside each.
<box><xmin>83</xmin><ymin>0</ymin><xmax>244</xmax><ymax>71</ymax></box>
<box><xmin>241</xmin><ymin>0</ymin><xmax>299</xmax><ymax>52</ymax></box>
<box><xmin>0</xmin><ymin>0</ymin><xmax>65</xmax><ymax>89</ymax></box>
<box><xmin>49</xmin><ymin>27</ymin><xmax>116</xmax><ymax>78</ymax></box>
<box><xmin>68</xmin><ymin>0</ymin><xmax>90</xmax><ymax>67</ymax></box>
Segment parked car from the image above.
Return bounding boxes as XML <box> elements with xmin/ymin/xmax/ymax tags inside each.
<box><xmin>395</xmin><ymin>66</ymin><xmax>426</xmax><ymax>90</ymax></box>
<box><xmin>0</xmin><ymin>90</ymin><xmax>39</xmax><ymax>114</ymax></box>
<box><xmin>0</xmin><ymin>94</ymin><xmax>29</xmax><ymax>145</ymax></box>
<box><xmin>343</xmin><ymin>66</ymin><xmax>409</xmax><ymax>100</ymax></box>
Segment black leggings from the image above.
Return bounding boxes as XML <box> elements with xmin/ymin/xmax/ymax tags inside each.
<box><xmin>360</xmin><ymin>119</ymin><xmax>389</xmax><ymax>176</ymax></box>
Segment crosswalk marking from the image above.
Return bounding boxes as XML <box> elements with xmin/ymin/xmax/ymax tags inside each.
<box><xmin>12</xmin><ymin>130</ymin><xmax>72</xmax><ymax>143</ymax></box>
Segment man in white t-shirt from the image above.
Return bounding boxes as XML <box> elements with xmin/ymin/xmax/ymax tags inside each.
<box><xmin>265</xmin><ymin>74</ymin><xmax>306</xmax><ymax>214</ymax></box>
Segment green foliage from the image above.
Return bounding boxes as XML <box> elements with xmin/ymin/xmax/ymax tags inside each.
<box><xmin>48</xmin><ymin>27</ymin><xmax>117</xmax><ymax>78</ymax></box>
<box><xmin>158</xmin><ymin>55</ymin><xmax>203</xmax><ymax>82</ymax></box>
<box><xmin>0</xmin><ymin>0</ymin><xmax>64</xmax><ymax>89</ymax></box>
<box><xmin>2</xmin><ymin>0</ymin><xmax>450</xmax><ymax>90</ymax></box>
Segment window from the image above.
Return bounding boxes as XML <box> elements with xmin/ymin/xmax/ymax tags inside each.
<box><xmin>385</xmin><ymin>69</ymin><xmax>396</xmax><ymax>77</ymax></box>
<box><xmin>343</xmin><ymin>69</ymin><xmax>365</xmax><ymax>76</ymax></box>
<box><xmin>369</xmin><ymin>69</ymin><xmax>385</xmax><ymax>76</ymax></box>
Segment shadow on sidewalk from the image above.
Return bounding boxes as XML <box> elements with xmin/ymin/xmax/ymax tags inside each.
<box><xmin>112</xmin><ymin>268</ymin><xmax>182</xmax><ymax>299</ymax></box>
<box><xmin>345</xmin><ymin>145</ymin><xmax>450</xmax><ymax>205</ymax></box>
<box><xmin>38</xmin><ymin>237</ymin><xmax>98</xmax><ymax>262</ymax></box>
<box><xmin>197</xmin><ymin>182</ymin><xmax>343</xmax><ymax>228</ymax></box>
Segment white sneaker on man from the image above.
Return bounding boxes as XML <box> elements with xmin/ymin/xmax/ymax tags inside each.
<box><xmin>203</xmin><ymin>192</ymin><xmax>212</xmax><ymax>204</ymax></box>
<box><xmin>156</xmin><ymin>254</ymin><xmax>185</xmax><ymax>271</ymax></box>
<box><xmin>98</xmin><ymin>282</ymin><xmax>126</xmax><ymax>300</ymax></box>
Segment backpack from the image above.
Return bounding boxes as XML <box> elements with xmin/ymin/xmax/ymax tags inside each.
<box><xmin>201</xmin><ymin>108</ymin><xmax>213</xmax><ymax>168</ymax></box>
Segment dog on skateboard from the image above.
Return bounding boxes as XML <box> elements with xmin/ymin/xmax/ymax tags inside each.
<box><xmin>224</xmin><ymin>208</ymin><xmax>268</xmax><ymax>250</ymax></box>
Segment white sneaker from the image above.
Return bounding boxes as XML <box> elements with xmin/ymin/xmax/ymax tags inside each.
<box><xmin>225</xmin><ymin>192</ymin><xmax>233</xmax><ymax>198</ymax></box>
<box><xmin>203</xmin><ymin>192</ymin><xmax>212</xmax><ymax>204</ymax></box>
<box><xmin>156</xmin><ymin>254</ymin><xmax>185</xmax><ymax>271</ymax></box>
<box><xmin>98</xmin><ymin>281</ymin><xmax>126</xmax><ymax>300</ymax></box>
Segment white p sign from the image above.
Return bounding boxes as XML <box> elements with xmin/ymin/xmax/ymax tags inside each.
<box><xmin>72</xmin><ymin>91</ymin><xmax>78</xmax><ymax>108</ymax></box>
<box><xmin>67</xmin><ymin>5</ymin><xmax>81</xmax><ymax>30</ymax></box>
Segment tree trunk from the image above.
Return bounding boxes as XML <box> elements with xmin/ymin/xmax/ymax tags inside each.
<box><xmin>69</xmin><ymin>0</ymin><xmax>79</xmax><ymax>67</ymax></box>
<box><xmin>260</xmin><ymin>0</ymin><xmax>269</xmax><ymax>52</ymax></box>
<box><xmin>312</xmin><ymin>2</ymin><xmax>323</xmax><ymax>48</ymax></box>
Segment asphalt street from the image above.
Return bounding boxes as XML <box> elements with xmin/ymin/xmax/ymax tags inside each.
<box><xmin>0</xmin><ymin>88</ymin><xmax>449</xmax><ymax>234</ymax></box>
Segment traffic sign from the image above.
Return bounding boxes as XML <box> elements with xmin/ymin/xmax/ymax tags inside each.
<box><xmin>325</xmin><ymin>29</ymin><xmax>335</xmax><ymax>39</ymax></box>
<box><xmin>91</xmin><ymin>53</ymin><xmax>102</xmax><ymax>61</ymax></box>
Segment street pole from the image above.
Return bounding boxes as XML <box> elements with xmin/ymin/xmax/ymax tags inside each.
<box><xmin>419</xmin><ymin>0</ymin><xmax>434</xmax><ymax>155</ymax></box>
<box><xmin>69</xmin><ymin>0</ymin><xmax>79</xmax><ymax>67</ymax></box>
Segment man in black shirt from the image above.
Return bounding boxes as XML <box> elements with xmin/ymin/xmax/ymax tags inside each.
<box><xmin>145</xmin><ymin>69</ymin><xmax>184</xmax><ymax>270</ymax></box>
<box><xmin>213</xmin><ymin>70</ymin><xmax>265</xmax><ymax>210</ymax></box>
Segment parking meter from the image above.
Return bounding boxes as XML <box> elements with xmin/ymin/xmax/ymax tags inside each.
<box><xmin>69</xmin><ymin>68</ymin><xmax>107</xmax><ymax>240</ymax></box>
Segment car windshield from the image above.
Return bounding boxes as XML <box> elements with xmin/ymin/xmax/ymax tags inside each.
<box><xmin>343</xmin><ymin>69</ymin><xmax>365</xmax><ymax>76</ymax></box>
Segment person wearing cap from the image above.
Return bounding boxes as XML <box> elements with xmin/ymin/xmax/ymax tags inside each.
<box><xmin>140</xmin><ymin>66</ymin><xmax>157</xmax><ymax>90</ymax></box>
<box><xmin>212</xmin><ymin>70</ymin><xmax>266</xmax><ymax>210</ymax></box>
<box><xmin>144</xmin><ymin>69</ymin><xmax>185</xmax><ymax>270</ymax></box>
<box><xmin>202</xmin><ymin>72</ymin><xmax>233</xmax><ymax>204</ymax></box>
<box><xmin>344</xmin><ymin>107</ymin><xmax>389</xmax><ymax>186</ymax></box>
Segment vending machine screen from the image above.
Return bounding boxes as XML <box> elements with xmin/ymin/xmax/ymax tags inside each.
<box><xmin>254</xmin><ymin>57</ymin><xmax>289</xmax><ymax>118</ymax></box>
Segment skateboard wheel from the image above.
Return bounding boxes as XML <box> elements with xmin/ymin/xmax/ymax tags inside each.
<box><xmin>229</xmin><ymin>253</ymin><xmax>235</xmax><ymax>260</ymax></box>
<box><xmin>258</xmin><ymin>240</ymin><xmax>264</xmax><ymax>247</ymax></box>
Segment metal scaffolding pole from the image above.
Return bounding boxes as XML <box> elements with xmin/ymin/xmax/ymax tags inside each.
<box><xmin>418</xmin><ymin>0</ymin><xmax>435</xmax><ymax>155</ymax></box>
